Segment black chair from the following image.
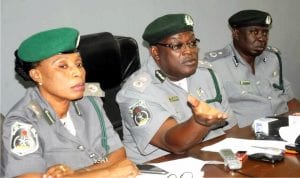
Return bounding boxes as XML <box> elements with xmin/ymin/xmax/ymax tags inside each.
<box><xmin>79</xmin><ymin>32</ymin><xmax>141</xmax><ymax>139</ymax></box>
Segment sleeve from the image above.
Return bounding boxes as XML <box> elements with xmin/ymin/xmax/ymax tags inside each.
<box><xmin>2</xmin><ymin>113</ymin><xmax>47</xmax><ymax>177</ymax></box>
<box><xmin>282</xmin><ymin>77</ymin><xmax>295</xmax><ymax>102</ymax></box>
<box><xmin>117</xmin><ymin>89</ymin><xmax>171</xmax><ymax>155</ymax></box>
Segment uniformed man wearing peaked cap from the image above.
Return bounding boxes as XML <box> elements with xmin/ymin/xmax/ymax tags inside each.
<box><xmin>2</xmin><ymin>27</ymin><xmax>138</xmax><ymax>177</ymax></box>
<box><xmin>205</xmin><ymin>9</ymin><xmax>300</xmax><ymax>128</ymax></box>
<box><xmin>228</xmin><ymin>9</ymin><xmax>272</xmax><ymax>28</ymax></box>
<box><xmin>117</xmin><ymin>13</ymin><xmax>237</xmax><ymax>163</ymax></box>
<box><xmin>142</xmin><ymin>13</ymin><xmax>194</xmax><ymax>45</ymax></box>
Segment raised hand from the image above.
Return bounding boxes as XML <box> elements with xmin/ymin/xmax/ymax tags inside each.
<box><xmin>188</xmin><ymin>95</ymin><xmax>228</xmax><ymax>127</ymax></box>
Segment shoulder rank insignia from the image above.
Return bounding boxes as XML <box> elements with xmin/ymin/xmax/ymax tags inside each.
<box><xmin>266</xmin><ymin>46</ymin><xmax>281</xmax><ymax>54</ymax></box>
<box><xmin>10</xmin><ymin>122</ymin><xmax>39</xmax><ymax>156</ymax></box>
<box><xmin>132</xmin><ymin>72</ymin><xmax>151</xmax><ymax>92</ymax></box>
<box><xmin>204</xmin><ymin>47</ymin><xmax>230</xmax><ymax>61</ymax></box>
<box><xmin>84</xmin><ymin>83</ymin><xmax>105</xmax><ymax>97</ymax></box>
<box><xmin>129</xmin><ymin>100</ymin><xmax>151</xmax><ymax>126</ymax></box>
<box><xmin>27</xmin><ymin>100</ymin><xmax>44</xmax><ymax>119</ymax></box>
<box><xmin>27</xmin><ymin>100</ymin><xmax>56</xmax><ymax>125</ymax></box>
<box><xmin>198</xmin><ymin>60</ymin><xmax>213</xmax><ymax>69</ymax></box>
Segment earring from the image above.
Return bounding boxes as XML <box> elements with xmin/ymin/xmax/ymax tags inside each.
<box><xmin>38</xmin><ymin>82</ymin><xmax>42</xmax><ymax>86</ymax></box>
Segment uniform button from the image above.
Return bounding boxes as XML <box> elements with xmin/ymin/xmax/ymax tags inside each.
<box><xmin>256</xmin><ymin>81</ymin><xmax>260</xmax><ymax>85</ymax></box>
<box><xmin>267</xmin><ymin>96</ymin><xmax>272</xmax><ymax>100</ymax></box>
<box><xmin>77</xmin><ymin>145</ymin><xmax>85</xmax><ymax>151</ymax></box>
<box><xmin>89</xmin><ymin>153</ymin><xmax>96</xmax><ymax>158</ymax></box>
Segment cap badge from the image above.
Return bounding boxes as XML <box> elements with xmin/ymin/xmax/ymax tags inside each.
<box><xmin>184</xmin><ymin>15</ymin><xmax>194</xmax><ymax>26</ymax></box>
<box><xmin>76</xmin><ymin>35</ymin><xmax>80</xmax><ymax>48</ymax></box>
<box><xmin>265</xmin><ymin>15</ymin><xmax>272</xmax><ymax>25</ymax></box>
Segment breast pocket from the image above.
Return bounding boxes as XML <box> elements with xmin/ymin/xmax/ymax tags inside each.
<box><xmin>223</xmin><ymin>81</ymin><xmax>249</xmax><ymax>100</ymax></box>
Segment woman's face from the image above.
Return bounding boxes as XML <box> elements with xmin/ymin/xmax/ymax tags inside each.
<box><xmin>30</xmin><ymin>52</ymin><xmax>86</xmax><ymax>102</ymax></box>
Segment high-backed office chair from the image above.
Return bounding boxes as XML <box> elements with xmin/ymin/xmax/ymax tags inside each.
<box><xmin>79</xmin><ymin>32</ymin><xmax>141</xmax><ymax>139</ymax></box>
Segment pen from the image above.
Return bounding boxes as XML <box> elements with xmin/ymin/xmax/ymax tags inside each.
<box><xmin>285</xmin><ymin>149</ymin><xmax>298</xmax><ymax>154</ymax></box>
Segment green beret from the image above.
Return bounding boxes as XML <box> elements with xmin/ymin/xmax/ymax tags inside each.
<box><xmin>17</xmin><ymin>27</ymin><xmax>79</xmax><ymax>62</ymax></box>
<box><xmin>143</xmin><ymin>13</ymin><xmax>194</xmax><ymax>45</ymax></box>
<box><xmin>228</xmin><ymin>10</ymin><xmax>272</xmax><ymax>28</ymax></box>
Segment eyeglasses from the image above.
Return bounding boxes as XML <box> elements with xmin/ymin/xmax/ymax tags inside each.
<box><xmin>156</xmin><ymin>39</ymin><xmax>200</xmax><ymax>52</ymax></box>
<box><xmin>167</xmin><ymin>172</ymin><xmax>193</xmax><ymax>178</ymax></box>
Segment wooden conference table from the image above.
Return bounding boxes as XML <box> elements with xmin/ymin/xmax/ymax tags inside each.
<box><xmin>150</xmin><ymin>126</ymin><xmax>300</xmax><ymax>177</ymax></box>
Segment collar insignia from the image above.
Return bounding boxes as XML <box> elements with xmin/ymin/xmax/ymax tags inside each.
<box><xmin>155</xmin><ymin>70</ymin><xmax>166</xmax><ymax>83</ymax></box>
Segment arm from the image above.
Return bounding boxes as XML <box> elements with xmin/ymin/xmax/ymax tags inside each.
<box><xmin>150</xmin><ymin>95</ymin><xmax>228</xmax><ymax>154</ymax></box>
<box><xmin>40</xmin><ymin>148</ymin><xmax>138</xmax><ymax>178</ymax></box>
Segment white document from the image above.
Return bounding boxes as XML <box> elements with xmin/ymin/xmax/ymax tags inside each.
<box><xmin>288</xmin><ymin>115</ymin><xmax>300</xmax><ymax>127</ymax></box>
<box><xmin>137</xmin><ymin>157</ymin><xmax>207</xmax><ymax>178</ymax></box>
<box><xmin>279</xmin><ymin>115</ymin><xmax>300</xmax><ymax>143</ymax></box>
<box><xmin>201</xmin><ymin>138</ymin><xmax>287</xmax><ymax>155</ymax></box>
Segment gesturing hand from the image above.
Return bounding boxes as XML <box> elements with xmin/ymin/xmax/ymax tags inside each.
<box><xmin>188</xmin><ymin>95</ymin><xmax>228</xmax><ymax>127</ymax></box>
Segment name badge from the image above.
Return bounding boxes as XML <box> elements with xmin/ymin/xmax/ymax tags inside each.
<box><xmin>240</xmin><ymin>80</ymin><xmax>250</xmax><ymax>85</ymax></box>
<box><xmin>168</xmin><ymin>96</ymin><xmax>179</xmax><ymax>102</ymax></box>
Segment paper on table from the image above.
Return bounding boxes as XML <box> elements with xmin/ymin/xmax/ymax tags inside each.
<box><xmin>201</xmin><ymin>138</ymin><xmax>287</xmax><ymax>155</ymax></box>
<box><xmin>137</xmin><ymin>157</ymin><xmax>207</xmax><ymax>178</ymax></box>
<box><xmin>279</xmin><ymin>126</ymin><xmax>300</xmax><ymax>143</ymax></box>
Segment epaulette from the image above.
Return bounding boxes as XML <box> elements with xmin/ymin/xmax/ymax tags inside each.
<box><xmin>198</xmin><ymin>60</ymin><xmax>213</xmax><ymax>69</ymax></box>
<box><xmin>27</xmin><ymin>100</ymin><xmax>56</xmax><ymax>125</ymax></box>
<box><xmin>266</xmin><ymin>46</ymin><xmax>281</xmax><ymax>55</ymax></box>
<box><xmin>27</xmin><ymin>100</ymin><xmax>44</xmax><ymax>119</ymax></box>
<box><xmin>130</xmin><ymin>72</ymin><xmax>152</xmax><ymax>92</ymax></box>
<box><xmin>204</xmin><ymin>47</ymin><xmax>231</xmax><ymax>61</ymax></box>
<box><xmin>83</xmin><ymin>83</ymin><xmax>105</xmax><ymax>97</ymax></box>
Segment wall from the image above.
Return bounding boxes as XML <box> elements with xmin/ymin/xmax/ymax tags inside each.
<box><xmin>1</xmin><ymin>0</ymin><xmax>300</xmax><ymax>115</ymax></box>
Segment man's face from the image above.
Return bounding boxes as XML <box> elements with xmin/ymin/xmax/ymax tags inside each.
<box><xmin>151</xmin><ymin>31</ymin><xmax>199</xmax><ymax>81</ymax></box>
<box><xmin>233</xmin><ymin>26</ymin><xmax>269</xmax><ymax>57</ymax></box>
